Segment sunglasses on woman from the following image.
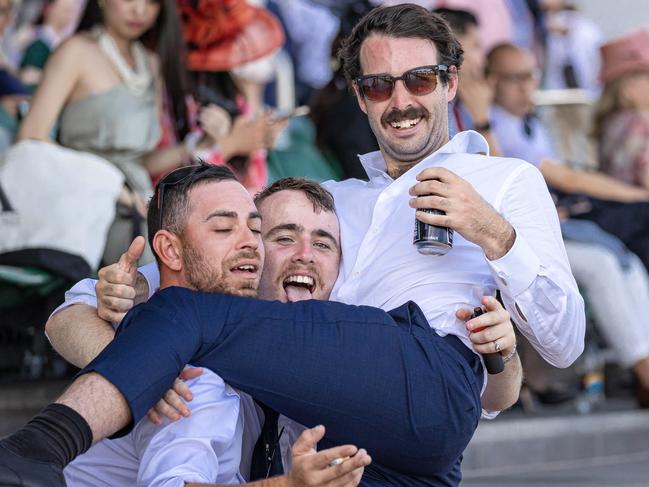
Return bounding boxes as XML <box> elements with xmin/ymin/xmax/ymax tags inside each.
<box><xmin>355</xmin><ymin>64</ymin><xmax>449</xmax><ymax>102</ymax></box>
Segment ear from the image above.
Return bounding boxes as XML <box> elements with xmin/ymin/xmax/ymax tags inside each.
<box><xmin>446</xmin><ymin>65</ymin><xmax>459</xmax><ymax>102</ymax></box>
<box><xmin>352</xmin><ymin>81</ymin><xmax>368</xmax><ymax>115</ymax></box>
<box><xmin>152</xmin><ymin>230</ymin><xmax>183</xmax><ymax>272</ymax></box>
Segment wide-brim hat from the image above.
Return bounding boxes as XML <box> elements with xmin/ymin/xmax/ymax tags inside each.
<box><xmin>600</xmin><ymin>28</ymin><xmax>649</xmax><ymax>84</ymax></box>
<box><xmin>181</xmin><ymin>0</ymin><xmax>285</xmax><ymax>72</ymax></box>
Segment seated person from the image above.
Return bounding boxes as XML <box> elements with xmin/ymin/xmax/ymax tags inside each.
<box><xmin>486</xmin><ymin>43</ymin><xmax>649</xmax><ymax>403</ymax></box>
<box><xmin>486</xmin><ymin>42</ymin><xmax>649</xmax><ymax>271</ymax></box>
<box><xmin>596</xmin><ymin>28</ymin><xmax>649</xmax><ymax>191</ymax></box>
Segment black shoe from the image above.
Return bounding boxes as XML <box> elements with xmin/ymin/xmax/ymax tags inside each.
<box><xmin>0</xmin><ymin>443</ymin><xmax>66</xmax><ymax>487</ymax></box>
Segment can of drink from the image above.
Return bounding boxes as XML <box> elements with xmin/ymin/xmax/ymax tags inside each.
<box><xmin>413</xmin><ymin>208</ymin><xmax>453</xmax><ymax>255</ymax></box>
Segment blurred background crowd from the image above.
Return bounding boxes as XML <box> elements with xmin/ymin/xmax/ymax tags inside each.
<box><xmin>2</xmin><ymin>0</ymin><xmax>649</xmax><ymax>417</ymax></box>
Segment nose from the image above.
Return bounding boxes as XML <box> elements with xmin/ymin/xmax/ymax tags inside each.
<box><xmin>390</xmin><ymin>79</ymin><xmax>414</xmax><ymax>110</ymax></box>
<box><xmin>292</xmin><ymin>238</ymin><xmax>315</xmax><ymax>264</ymax></box>
<box><xmin>133</xmin><ymin>0</ymin><xmax>147</xmax><ymax>16</ymax></box>
<box><xmin>237</xmin><ymin>226</ymin><xmax>260</xmax><ymax>251</ymax></box>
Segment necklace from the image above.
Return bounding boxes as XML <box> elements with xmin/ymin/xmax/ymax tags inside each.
<box><xmin>96</xmin><ymin>27</ymin><xmax>152</xmax><ymax>95</ymax></box>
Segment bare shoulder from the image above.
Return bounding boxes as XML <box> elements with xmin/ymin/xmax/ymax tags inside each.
<box><xmin>52</xmin><ymin>33</ymin><xmax>98</xmax><ymax>62</ymax></box>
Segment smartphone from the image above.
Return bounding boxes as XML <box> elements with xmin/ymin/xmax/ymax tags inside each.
<box><xmin>472</xmin><ymin>307</ymin><xmax>504</xmax><ymax>375</ymax></box>
<box><xmin>272</xmin><ymin>105</ymin><xmax>310</xmax><ymax>121</ymax></box>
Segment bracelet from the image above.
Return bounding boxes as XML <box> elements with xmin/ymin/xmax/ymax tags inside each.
<box><xmin>502</xmin><ymin>343</ymin><xmax>518</xmax><ymax>364</ymax></box>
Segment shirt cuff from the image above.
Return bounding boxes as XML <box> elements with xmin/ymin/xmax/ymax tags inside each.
<box><xmin>486</xmin><ymin>230</ymin><xmax>541</xmax><ymax>296</ymax></box>
<box><xmin>481</xmin><ymin>408</ymin><xmax>501</xmax><ymax>420</ymax></box>
<box><xmin>139</xmin><ymin>262</ymin><xmax>160</xmax><ymax>299</ymax></box>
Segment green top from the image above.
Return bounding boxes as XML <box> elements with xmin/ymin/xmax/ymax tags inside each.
<box><xmin>20</xmin><ymin>39</ymin><xmax>51</xmax><ymax>70</ymax></box>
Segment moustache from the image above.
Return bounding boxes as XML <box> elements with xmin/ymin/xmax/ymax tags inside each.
<box><xmin>382</xmin><ymin>106</ymin><xmax>428</xmax><ymax>125</ymax></box>
<box><xmin>228</xmin><ymin>250</ymin><xmax>262</xmax><ymax>266</ymax></box>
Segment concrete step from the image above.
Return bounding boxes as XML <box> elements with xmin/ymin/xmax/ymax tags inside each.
<box><xmin>463</xmin><ymin>408</ymin><xmax>649</xmax><ymax>478</ymax></box>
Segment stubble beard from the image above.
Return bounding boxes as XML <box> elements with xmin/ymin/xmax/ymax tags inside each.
<box><xmin>183</xmin><ymin>241</ymin><xmax>258</xmax><ymax>297</ymax></box>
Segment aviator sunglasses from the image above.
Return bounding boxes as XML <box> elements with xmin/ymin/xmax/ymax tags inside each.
<box><xmin>356</xmin><ymin>64</ymin><xmax>449</xmax><ymax>102</ymax></box>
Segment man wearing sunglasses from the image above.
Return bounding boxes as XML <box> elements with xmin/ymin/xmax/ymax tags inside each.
<box><xmin>1</xmin><ymin>4</ymin><xmax>580</xmax><ymax>486</ymax></box>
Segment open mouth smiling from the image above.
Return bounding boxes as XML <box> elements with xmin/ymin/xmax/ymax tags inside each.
<box><xmin>231</xmin><ymin>263</ymin><xmax>259</xmax><ymax>276</ymax></box>
<box><xmin>390</xmin><ymin>117</ymin><xmax>422</xmax><ymax>129</ymax></box>
<box><xmin>282</xmin><ymin>274</ymin><xmax>316</xmax><ymax>294</ymax></box>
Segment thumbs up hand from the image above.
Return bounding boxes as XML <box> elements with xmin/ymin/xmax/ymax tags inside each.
<box><xmin>96</xmin><ymin>236</ymin><xmax>146</xmax><ymax>324</ymax></box>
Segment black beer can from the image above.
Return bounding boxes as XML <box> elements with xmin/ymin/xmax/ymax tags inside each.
<box><xmin>413</xmin><ymin>208</ymin><xmax>453</xmax><ymax>255</ymax></box>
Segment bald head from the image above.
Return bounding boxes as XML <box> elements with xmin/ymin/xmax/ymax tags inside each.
<box><xmin>486</xmin><ymin>44</ymin><xmax>539</xmax><ymax>117</ymax></box>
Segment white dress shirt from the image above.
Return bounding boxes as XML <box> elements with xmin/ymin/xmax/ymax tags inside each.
<box><xmin>63</xmin><ymin>369</ymin><xmax>261</xmax><ymax>487</ymax></box>
<box><xmin>323</xmin><ymin>130</ymin><xmax>584</xmax><ymax>369</ymax></box>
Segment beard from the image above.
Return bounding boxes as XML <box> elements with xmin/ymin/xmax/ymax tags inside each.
<box><xmin>182</xmin><ymin>239</ymin><xmax>259</xmax><ymax>297</ymax></box>
<box><xmin>370</xmin><ymin>103</ymin><xmax>449</xmax><ymax>178</ymax></box>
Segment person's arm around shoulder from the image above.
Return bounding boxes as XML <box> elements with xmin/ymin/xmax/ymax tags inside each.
<box><xmin>44</xmin><ymin>238</ymin><xmax>150</xmax><ymax>367</ymax></box>
<box><xmin>17</xmin><ymin>35</ymin><xmax>89</xmax><ymax>142</ymax></box>
<box><xmin>46</xmin><ymin>304</ymin><xmax>116</xmax><ymax>369</ymax></box>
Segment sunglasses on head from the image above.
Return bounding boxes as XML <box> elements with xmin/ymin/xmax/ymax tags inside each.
<box><xmin>356</xmin><ymin>64</ymin><xmax>448</xmax><ymax>102</ymax></box>
<box><xmin>154</xmin><ymin>164</ymin><xmax>205</xmax><ymax>229</ymax></box>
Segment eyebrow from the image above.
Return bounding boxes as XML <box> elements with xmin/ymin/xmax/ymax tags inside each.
<box><xmin>266</xmin><ymin>223</ymin><xmax>302</xmax><ymax>235</ymax></box>
<box><xmin>266</xmin><ymin>223</ymin><xmax>339</xmax><ymax>248</ymax></box>
<box><xmin>205</xmin><ymin>210</ymin><xmax>262</xmax><ymax>222</ymax></box>
<box><xmin>313</xmin><ymin>229</ymin><xmax>339</xmax><ymax>247</ymax></box>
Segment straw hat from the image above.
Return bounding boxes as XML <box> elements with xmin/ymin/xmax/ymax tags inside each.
<box><xmin>600</xmin><ymin>28</ymin><xmax>649</xmax><ymax>84</ymax></box>
<box><xmin>181</xmin><ymin>0</ymin><xmax>285</xmax><ymax>72</ymax></box>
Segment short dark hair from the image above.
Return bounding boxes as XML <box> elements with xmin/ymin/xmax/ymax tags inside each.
<box><xmin>339</xmin><ymin>4</ymin><xmax>463</xmax><ymax>86</ymax></box>
<box><xmin>147</xmin><ymin>163</ymin><xmax>238</xmax><ymax>264</ymax></box>
<box><xmin>433</xmin><ymin>8</ymin><xmax>479</xmax><ymax>36</ymax></box>
<box><xmin>254</xmin><ymin>178</ymin><xmax>336</xmax><ymax>214</ymax></box>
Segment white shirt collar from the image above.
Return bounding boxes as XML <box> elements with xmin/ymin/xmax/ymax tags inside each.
<box><xmin>358</xmin><ymin>130</ymin><xmax>490</xmax><ymax>180</ymax></box>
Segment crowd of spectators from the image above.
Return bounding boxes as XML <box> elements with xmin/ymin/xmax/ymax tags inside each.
<box><xmin>2</xmin><ymin>0</ymin><xmax>649</xmax><ymax>411</ymax></box>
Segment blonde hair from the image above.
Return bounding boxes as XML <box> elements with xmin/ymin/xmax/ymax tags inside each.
<box><xmin>592</xmin><ymin>77</ymin><xmax>627</xmax><ymax>141</ymax></box>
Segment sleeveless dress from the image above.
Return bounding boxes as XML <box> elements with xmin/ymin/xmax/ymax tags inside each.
<box><xmin>57</xmin><ymin>83</ymin><xmax>161</xmax><ymax>264</ymax></box>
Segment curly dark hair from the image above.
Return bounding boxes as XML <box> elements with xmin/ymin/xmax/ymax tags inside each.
<box><xmin>339</xmin><ymin>3</ymin><xmax>463</xmax><ymax>87</ymax></box>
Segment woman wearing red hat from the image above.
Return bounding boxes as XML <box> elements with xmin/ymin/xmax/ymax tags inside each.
<box><xmin>180</xmin><ymin>0</ymin><xmax>288</xmax><ymax>194</ymax></box>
